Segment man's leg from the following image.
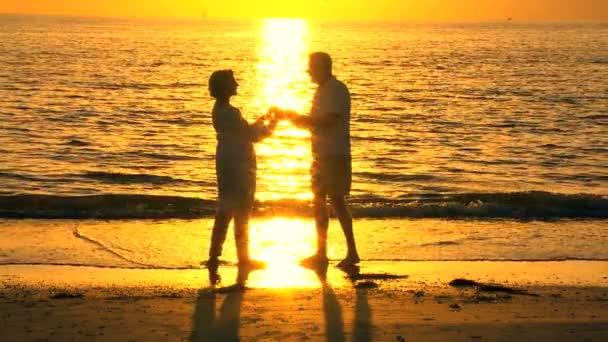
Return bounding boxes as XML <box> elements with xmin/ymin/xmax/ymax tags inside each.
<box><xmin>208</xmin><ymin>209</ymin><xmax>232</xmax><ymax>268</ymax></box>
<box><xmin>301</xmin><ymin>191</ymin><xmax>330</xmax><ymax>268</ymax></box>
<box><xmin>314</xmin><ymin>191</ymin><xmax>330</xmax><ymax>259</ymax></box>
<box><xmin>330</xmin><ymin>195</ymin><xmax>360</xmax><ymax>266</ymax></box>
<box><xmin>300</xmin><ymin>191</ymin><xmax>330</xmax><ymax>269</ymax></box>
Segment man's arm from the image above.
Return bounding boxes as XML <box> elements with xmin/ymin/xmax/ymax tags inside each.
<box><xmin>285</xmin><ymin>110</ymin><xmax>340</xmax><ymax>130</ymax></box>
<box><xmin>288</xmin><ymin>83</ymin><xmax>349</xmax><ymax>130</ymax></box>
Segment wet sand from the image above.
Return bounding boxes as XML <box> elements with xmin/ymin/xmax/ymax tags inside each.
<box><xmin>1</xmin><ymin>261</ymin><xmax>607</xmax><ymax>341</ymax></box>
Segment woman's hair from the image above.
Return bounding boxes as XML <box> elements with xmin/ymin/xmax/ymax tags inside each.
<box><xmin>209</xmin><ymin>69</ymin><xmax>234</xmax><ymax>99</ymax></box>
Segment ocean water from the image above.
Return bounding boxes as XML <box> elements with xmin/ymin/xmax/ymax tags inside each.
<box><xmin>0</xmin><ymin>15</ymin><xmax>607</xmax><ymax>266</ymax></box>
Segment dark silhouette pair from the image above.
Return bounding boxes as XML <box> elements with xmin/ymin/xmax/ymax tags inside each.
<box><xmin>206</xmin><ymin>52</ymin><xmax>360</xmax><ymax>273</ymax></box>
<box><xmin>190</xmin><ymin>264</ymin><xmax>372</xmax><ymax>341</ymax></box>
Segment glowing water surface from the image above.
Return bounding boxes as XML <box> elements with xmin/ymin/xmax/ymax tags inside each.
<box><xmin>254</xmin><ymin>18</ymin><xmax>314</xmax><ymax>202</ymax></box>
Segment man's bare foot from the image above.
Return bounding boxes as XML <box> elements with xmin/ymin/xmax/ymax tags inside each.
<box><xmin>337</xmin><ymin>254</ymin><xmax>360</xmax><ymax>268</ymax></box>
<box><xmin>337</xmin><ymin>263</ymin><xmax>361</xmax><ymax>281</ymax></box>
<box><xmin>300</xmin><ymin>254</ymin><xmax>329</xmax><ymax>270</ymax></box>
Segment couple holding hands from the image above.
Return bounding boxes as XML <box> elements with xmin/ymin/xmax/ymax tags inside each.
<box><xmin>207</xmin><ymin>52</ymin><xmax>360</xmax><ymax>273</ymax></box>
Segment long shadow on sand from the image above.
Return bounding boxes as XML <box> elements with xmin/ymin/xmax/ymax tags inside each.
<box><xmin>316</xmin><ymin>264</ymin><xmax>374</xmax><ymax>342</ymax></box>
<box><xmin>190</xmin><ymin>266</ymin><xmax>249</xmax><ymax>341</ymax></box>
<box><xmin>354</xmin><ymin>285</ymin><xmax>373</xmax><ymax>342</ymax></box>
<box><xmin>190</xmin><ymin>264</ymin><xmax>373</xmax><ymax>341</ymax></box>
<box><xmin>316</xmin><ymin>265</ymin><xmax>346</xmax><ymax>342</ymax></box>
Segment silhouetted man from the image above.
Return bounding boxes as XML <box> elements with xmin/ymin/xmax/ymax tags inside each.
<box><xmin>283</xmin><ymin>52</ymin><xmax>360</xmax><ymax>268</ymax></box>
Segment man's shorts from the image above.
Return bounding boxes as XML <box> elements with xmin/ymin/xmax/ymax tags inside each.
<box><xmin>311</xmin><ymin>155</ymin><xmax>352</xmax><ymax>197</ymax></box>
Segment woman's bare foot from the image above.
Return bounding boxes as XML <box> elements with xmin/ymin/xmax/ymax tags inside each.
<box><xmin>206</xmin><ymin>257</ymin><xmax>220</xmax><ymax>271</ymax></box>
<box><xmin>300</xmin><ymin>254</ymin><xmax>329</xmax><ymax>270</ymax></box>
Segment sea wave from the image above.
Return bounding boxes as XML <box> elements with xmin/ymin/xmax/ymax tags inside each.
<box><xmin>354</xmin><ymin>171</ymin><xmax>437</xmax><ymax>182</ymax></box>
<box><xmin>0</xmin><ymin>191</ymin><xmax>606</xmax><ymax>219</ymax></box>
<box><xmin>78</xmin><ymin>171</ymin><xmax>211</xmax><ymax>186</ymax></box>
<box><xmin>0</xmin><ymin>194</ymin><xmax>216</xmax><ymax>219</ymax></box>
<box><xmin>88</xmin><ymin>81</ymin><xmax>205</xmax><ymax>91</ymax></box>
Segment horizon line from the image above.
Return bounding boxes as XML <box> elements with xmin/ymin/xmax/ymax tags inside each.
<box><xmin>1</xmin><ymin>12</ymin><xmax>607</xmax><ymax>24</ymax></box>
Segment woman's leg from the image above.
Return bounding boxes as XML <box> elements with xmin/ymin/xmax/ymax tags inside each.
<box><xmin>209</xmin><ymin>209</ymin><xmax>232</xmax><ymax>262</ymax></box>
<box><xmin>233</xmin><ymin>206</ymin><xmax>251</xmax><ymax>264</ymax></box>
<box><xmin>233</xmin><ymin>205</ymin><xmax>266</xmax><ymax>269</ymax></box>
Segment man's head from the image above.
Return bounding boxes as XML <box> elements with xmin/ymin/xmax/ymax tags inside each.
<box><xmin>307</xmin><ymin>52</ymin><xmax>333</xmax><ymax>85</ymax></box>
<box><xmin>209</xmin><ymin>69</ymin><xmax>238</xmax><ymax>99</ymax></box>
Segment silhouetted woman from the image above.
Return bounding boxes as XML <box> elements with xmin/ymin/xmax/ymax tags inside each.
<box><xmin>206</xmin><ymin>69</ymin><xmax>277</xmax><ymax>270</ymax></box>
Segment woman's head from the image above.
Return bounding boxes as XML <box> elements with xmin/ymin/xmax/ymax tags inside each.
<box><xmin>209</xmin><ymin>69</ymin><xmax>238</xmax><ymax>99</ymax></box>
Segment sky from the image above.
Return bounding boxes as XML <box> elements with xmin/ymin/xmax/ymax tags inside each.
<box><xmin>0</xmin><ymin>0</ymin><xmax>607</xmax><ymax>21</ymax></box>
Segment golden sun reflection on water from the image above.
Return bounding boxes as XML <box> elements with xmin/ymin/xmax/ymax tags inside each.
<box><xmin>247</xmin><ymin>218</ymin><xmax>320</xmax><ymax>288</ymax></box>
<box><xmin>239</xmin><ymin>19</ymin><xmax>318</xmax><ymax>288</ymax></box>
<box><xmin>254</xmin><ymin>18</ymin><xmax>314</xmax><ymax>202</ymax></box>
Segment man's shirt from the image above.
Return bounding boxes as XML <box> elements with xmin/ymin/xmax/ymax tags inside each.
<box><xmin>310</xmin><ymin>76</ymin><xmax>351</xmax><ymax>158</ymax></box>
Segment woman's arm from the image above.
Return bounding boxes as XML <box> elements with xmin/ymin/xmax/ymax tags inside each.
<box><xmin>248</xmin><ymin>109</ymin><xmax>277</xmax><ymax>142</ymax></box>
<box><xmin>213</xmin><ymin>107</ymin><xmax>247</xmax><ymax>134</ymax></box>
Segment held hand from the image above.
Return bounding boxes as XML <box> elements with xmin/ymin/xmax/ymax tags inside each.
<box><xmin>256</xmin><ymin>107</ymin><xmax>279</xmax><ymax>132</ymax></box>
<box><xmin>267</xmin><ymin>117</ymin><xmax>279</xmax><ymax>131</ymax></box>
<box><xmin>255</xmin><ymin>109</ymin><xmax>274</xmax><ymax>125</ymax></box>
<box><xmin>268</xmin><ymin>106</ymin><xmax>281</xmax><ymax>115</ymax></box>
<box><xmin>266</xmin><ymin>106</ymin><xmax>297</xmax><ymax>121</ymax></box>
<box><xmin>274</xmin><ymin>109</ymin><xmax>297</xmax><ymax>122</ymax></box>
<box><xmin>264</xmin><ymin>106</ymin><xmax>281</xmax><ymax>120</ymax></box>
<box><xmin>282</xmin><ymin>110</ymin><xmax>298</xmax><ymax>121</ymax></box>
<box><xmin>257</xmin><ymin>106</ymin><xmax>277</xmax><ymax>123</ymax></box>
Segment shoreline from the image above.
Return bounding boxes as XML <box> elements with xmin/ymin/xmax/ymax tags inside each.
<box><xmin>1</xmin><ymin>260</ymin><xmax>607</xmax><ymax>291</ymax></box>
<box><xmin>1</xmin><ymin>261</ymin><xmax>607</xmax><ymax>341</ymax></box>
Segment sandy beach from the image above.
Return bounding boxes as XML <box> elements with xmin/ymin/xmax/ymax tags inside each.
<box><xmin>1</xmin><ymin>261</ymin><xmax>607</xmax><ymax>341</ymax></box>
